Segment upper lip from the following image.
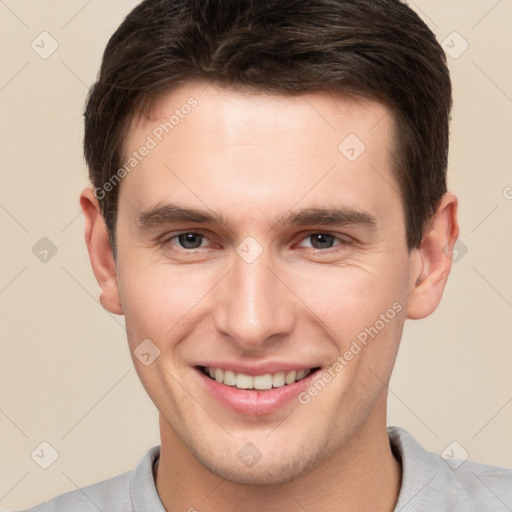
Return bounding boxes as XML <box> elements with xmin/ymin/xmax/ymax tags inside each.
<box><xmin>195</xmin><ymin>361</ymin><xmax>321</xmax><ymax>376</ymax></box>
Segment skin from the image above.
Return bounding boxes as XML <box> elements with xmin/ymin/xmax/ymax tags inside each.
<box><xmin>81</xmin><ymin>82</ymin><xmax>458</xmax><ymax>512</ymax></box>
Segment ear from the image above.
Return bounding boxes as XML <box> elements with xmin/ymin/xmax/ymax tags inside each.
<box><xmin>80</xmin><ymin>188</ymin><xmax>124</xmax><ymax>315</ymax></box>
<box><xmin>406</xmin><ymin>192</ymin><xmax>459</xmax><ymax>320</ymax></box>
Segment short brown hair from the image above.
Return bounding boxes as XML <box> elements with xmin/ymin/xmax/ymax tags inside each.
<box><xmin>84</xmin><ymin>0</ymin><xmax>452</xmax><ymax>255</ymax></box>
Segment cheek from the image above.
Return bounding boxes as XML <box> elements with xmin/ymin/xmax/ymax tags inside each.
<box><xmin>117</xmin><ymin>263</ymin><xmax>215</xmax><ymax>348</ymax></box>
<box><xmin>293</xmin><ymin>259</ymin><xmax>407</xmax><ymax>342</ymax></box>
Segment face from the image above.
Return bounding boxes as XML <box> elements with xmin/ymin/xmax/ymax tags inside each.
<box><xmin>103</xmin><ymin>83</ymin><xmax>420</xmax><ymax>483</ymax></box>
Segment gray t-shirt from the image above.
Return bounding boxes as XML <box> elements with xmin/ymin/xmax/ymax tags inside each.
<box><xmin>15</xmin><ymin>427</ymin><xmax>512</xmax><ymax>511</ymax></box>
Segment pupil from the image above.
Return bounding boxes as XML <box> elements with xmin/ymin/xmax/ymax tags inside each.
<box><xmin>311</xmin><ymin>234</ymin><xmax>334</xmax><ymax>249</ymax></box>
<box><xmin>179</xmin><ymin>233</ymin><xmax>202</xmax><ymax>249</ymax></box>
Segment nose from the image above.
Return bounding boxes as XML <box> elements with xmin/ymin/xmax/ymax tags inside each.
<box><xmin>213</xmin><ymin>249</ymin><xmax>296</xmax><ymax>352</ymax></box>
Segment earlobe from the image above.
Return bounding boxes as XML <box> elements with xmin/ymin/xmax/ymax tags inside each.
<box><xmin>80</xmin><ymin>188</ymin><xmax>124</xmax><ymax>315</ymax></box>
<box><xmin>406</xmin><ymin>193</ymin><xmax>459</xmax><ymax>320</ymax></box>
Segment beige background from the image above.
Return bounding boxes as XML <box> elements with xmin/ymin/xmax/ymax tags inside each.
<box><xmin>1</xmin><ymin>0</ymin><xmax>511</xmax><ymax>509</ymax></box>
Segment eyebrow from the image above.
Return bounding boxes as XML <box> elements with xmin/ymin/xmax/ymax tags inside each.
<box><xmin>276</xmin><ymin>207</ymin><xmax>377</xmax><ymax>229</ymax></box>
<box><xmin>137</xmin><ymin>204</ymin><xmax>227</xmax><ymax>228</ymax></box>
<box><xmin>136</xmin><ymin>204</ymin><xmax>377</xmax><ymax>230</ymax></box>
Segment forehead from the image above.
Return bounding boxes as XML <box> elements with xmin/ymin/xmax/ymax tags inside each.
<box><xmin>133</xmin><ymin>83</ymin><xmax>393</xmax><ymax>150</ymax></box>
<box><xmin>119</xmin><ymin>82</ymin><xmax>401</xmax><ymax>230</ymax></box>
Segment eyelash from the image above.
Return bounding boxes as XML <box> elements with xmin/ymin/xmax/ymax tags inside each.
<box><xmin>159</xmin><ymin>231</ymin><xmax>351</xmax><ymax>253</ymax></box>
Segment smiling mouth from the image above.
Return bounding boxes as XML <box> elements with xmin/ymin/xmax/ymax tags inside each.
<box><xmin>198</xmin><ymin>366</ymin><xmax>321</xmax><ymax>390</ymax></box>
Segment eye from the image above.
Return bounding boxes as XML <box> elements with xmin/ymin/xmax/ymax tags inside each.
<box><xmin>166</xmin><ymin>232</ymin><xmax>208</xmax><ymax>249</ymax></box>
<box><xmin>298</xmin><ymin>233</ymin><xmax>343</xmax><ymax>250</ymax></box>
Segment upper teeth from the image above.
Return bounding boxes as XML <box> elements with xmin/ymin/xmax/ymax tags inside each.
<box><xmin>204</xmin><ymin>367</ymin><xmax>311</xmax><ymax>390</ymax></box>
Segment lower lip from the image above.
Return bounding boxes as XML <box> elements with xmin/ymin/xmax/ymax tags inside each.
<box><xmin>195</xmin><ymin>368</ymin><xmax>318</xmax><ymax>416</ymax></box>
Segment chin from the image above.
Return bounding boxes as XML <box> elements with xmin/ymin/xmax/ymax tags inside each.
<box><xmin>193</xmin><ymin>444</ymin><xmax>323</xmax><ymax>486</ymax></box>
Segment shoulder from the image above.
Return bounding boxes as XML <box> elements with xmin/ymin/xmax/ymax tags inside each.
<box><xmin>14</xmin><ymin>445</ymin><xmax>161</xmax><ymax>512</ymax></box>
<box><xmin>15</xmin><ymin>472</ymin><xmax>132</xmax><ymax>512</ymax></box>
<box><xmin>389</xmin><ymin>426</ymin><xmax>512</xmax><ymax>511</ymax></box>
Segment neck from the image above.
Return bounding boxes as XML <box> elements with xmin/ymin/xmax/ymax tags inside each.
<box><xmin>155</xmin><ymin>398</ymin><xmax>401</xmax><ymax>512</ymax></box>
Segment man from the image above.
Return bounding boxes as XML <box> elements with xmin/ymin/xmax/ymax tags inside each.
<box><xmin>19</xmin><ymin>0</ymin><xmax>512</xmax><ymax>510</ymax></box>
